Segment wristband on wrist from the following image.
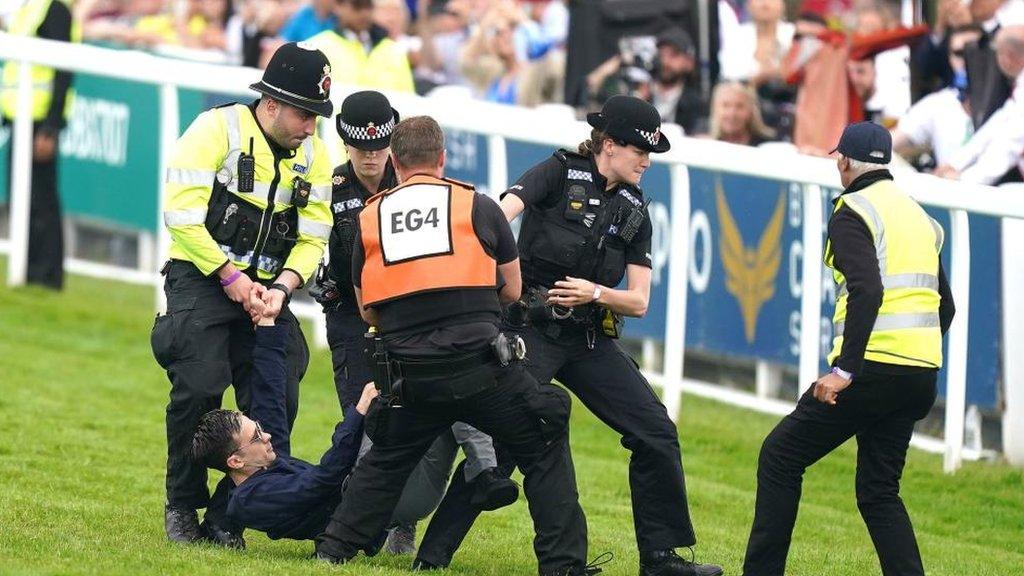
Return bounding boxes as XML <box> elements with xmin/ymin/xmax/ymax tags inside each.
<box><xmin>220</xmin><ymin>270</ymin><xmax>242</xmax><ymax>287</ymax></box>
<box><xmin>270</xmin><ymin>283</ymin><xmax>292</xmax><ymax>304</ymax></box>
<box><xmin>592</xmin><ymin>285</ymin><xmax>602</xmax><ymax>303</ymax></box>
<box><xmin>831</xmin><ymin>366</ymin><xmax>853</xmax><ymax>380</ymax></box>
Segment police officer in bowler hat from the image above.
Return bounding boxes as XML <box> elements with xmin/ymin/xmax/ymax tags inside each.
<box><xmin>155</xmin><ymin>41</ymin><xmax>334</xmax><ymax>547</ymax></box>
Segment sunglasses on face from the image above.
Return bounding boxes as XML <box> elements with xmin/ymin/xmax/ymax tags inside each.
<box><xmin>231</xmin><ymin>420</ymin><xmax>265</xmax><ymax>455</ymax></box>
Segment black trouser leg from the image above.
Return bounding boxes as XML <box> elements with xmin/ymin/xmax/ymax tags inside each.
<box><xmin>156</xmin><ymin>265</ymin><xmax>248</xmax><ymax>510</ymax></box>
<box><xmin>317</xmin><ymin>403</ymin><xmax>452</xmax><ymax>558</ymax></box>
<box><xmin>855</xmin><ymin>372</ymin><xmax>936</xmax><ymax>576</ymax></box>
<box><xmin>326</xmin><ymin>309</ymin><xmax>372</xmax><ymax>410</ymax></box>
<box><xmin>742</xmin><ymin>387</ymin><xmax>862</xmax><ymax>576</ymax></box>
<box><xmin>555</xmin><ymin>334</ymin><xmax>695</xmax><ymax>552</ymax></box>
<box><xmin>742</xmin><ymin>372</ymin><xmax>936</xmax><ymax>576</ymax></box>
<box><xmin>457</xmin><ymin>365</ymin><xmax>587</xmax><ymax>574</ymax></box>
<box><xmin>25</xmin><ymin>145</ymin><xmax>63</xmax><ymax>289</ymax></box>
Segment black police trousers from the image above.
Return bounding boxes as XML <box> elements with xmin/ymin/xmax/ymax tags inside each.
<box><xmin>7</xmin><ymin>129</ymin><xmax>63</xmax><ymax>289</ymax></box>
<box><xmin>417</xmin><ymin>324</ymin><xmax>697</xmax><ymax>559</ymax></box>
<box><xmin>315</xmin><ymin>360</ymin><xmax>588</xmax><ymax>574</ymax></box>
<box><xmin>151</xmin><ymin>260</ymin><xmax>309</xmax><ymax>511</ymax></box>
<box><xmin>325</xmin><ymin>307</ymin><xmax>373</xmax><ymax>409</ymax></box>
<box><xmin>742</xmin><ymin>368</ymin><xmax>937</xmax><ymax>576</ymax></box>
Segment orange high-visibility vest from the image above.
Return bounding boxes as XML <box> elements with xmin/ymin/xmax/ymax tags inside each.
<box><xmin>360</xmin><ymin>174</ymin><xmax>496</xmax><ymax>306</ymax></box>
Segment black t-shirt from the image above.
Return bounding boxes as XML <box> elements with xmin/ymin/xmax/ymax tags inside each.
<box><xmin>502</xmin><ymin>155</ymin><xmax>654</xmax><ymax>284</ymax></box>
<box><xmin>352</xmin><ymin>187</ymin><xmax>517</xmax><ymax>356</ymax></box>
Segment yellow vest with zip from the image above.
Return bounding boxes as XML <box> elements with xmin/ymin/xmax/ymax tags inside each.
<box><xmin>0</xmin><ymin>0</ymin><xmax>80</xmax><ymax>121</ymax></box>
<box><xmin>163</xmin><ymin>103</ymin><xmax>333</xmax><ymax>282</ymax></box>
<box><xmin>307</xmin><ymin>30</ymin><xmax>414</xmax><ymax>93</ymax></box>
<box><xmin>824</xmin><ymin>179</ymin><xmax>944</xmax><ymax>369</ymax></box>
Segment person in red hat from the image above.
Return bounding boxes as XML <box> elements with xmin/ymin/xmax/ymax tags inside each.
<box><xmin>154</xmin><ymin>41</ymin><xmax>334</xmax><ymax>548</ymax></box>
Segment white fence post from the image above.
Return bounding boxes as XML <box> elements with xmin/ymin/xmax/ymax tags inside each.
<box><xmin>662</xmin><ymin>164</ymin><xmax>691</xmax><ymax>422</ymax></box>
<box><xmin>798</xmin><ymin>184</ymin><xmax>824</xmax><ymax>393</ymax></box>
<box><xmin>487</xmin><ymin>134</ymin><xmax>508</xmax><ymax>199</ymax></box>
<box><xmin>1001</xmin><ymin>213</ymin><xmax>1024</xmax><ymax>465</ymax></box>
<box><xmin>7</xmin><ymin>59</ymin><xmax>34</xmax><ymax>287</ymax></box>
<box><xmin>944</xmin><ymin>209</ymin><xmax>971</xmax><ymax>473</ymax></box>
<box><xmin>155</xmin><ymin>83</ymin><xmax>179</xmax><ymax>313</ymax></box>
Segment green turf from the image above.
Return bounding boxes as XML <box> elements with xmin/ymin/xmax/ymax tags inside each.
<box><xmin>0</xmin><ymin>261</ymin><xmax>1021</xmax><ymax>575</ymax></box>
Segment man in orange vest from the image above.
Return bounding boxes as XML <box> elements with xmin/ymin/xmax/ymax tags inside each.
<box><xmin>314</xmin><ymin>116</ymin><xmax>595</xmax><ymax>576</ymax></box>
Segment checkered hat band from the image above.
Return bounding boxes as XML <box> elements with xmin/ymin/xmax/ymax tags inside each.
<box><xmin>567</xmin><ymin>169</ymin><xmax>593</xmax><ymax>182</ymax></box>
<box><xmin>340</xmin><ymin>117</ymin><xmax>395</xmax><ymax>140</ymax></box>
<box><xmin>636</xmin><ymin>128</ymin><xmax>660</xmax><ymax>147</ymax></box>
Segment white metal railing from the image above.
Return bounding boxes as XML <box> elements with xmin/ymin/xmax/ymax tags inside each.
<box><xmin>4</xmin><ymin>34</ymin><xmax>1024</xmax><ymax>472</ymax></box>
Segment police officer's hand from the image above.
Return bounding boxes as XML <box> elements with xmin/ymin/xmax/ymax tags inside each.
<box><xmin>548</xmin><ymin>277</ymin><xmax>598</xmax><ymax>307</ymax></box>
<box><xmin>33</xmin><ymin>131</ymin><xmax>57</xmax><ymax>162</ymax></box>
<box><xmin>356</xmin><ymin>383</ymin><xmax>379</xmax><ymax>415</ymax></box>
<box><xmin>261</xmin><ymin>288</ymin><xmax>287</xmax><ymax>320</ymax></box>
<box><xmin>223</xmin><ymin>271</ymin><xmax>256</xmax><ymax>310</ymax></box>
<box><xmin>248</xmin><ymin>284</ymin><xmax>268</xmax><ymax>323</ymax></box>
<box><xmin>814</xmin><ymin>372</ymin><xmax>852</xmax><ymax>405</ymax></box>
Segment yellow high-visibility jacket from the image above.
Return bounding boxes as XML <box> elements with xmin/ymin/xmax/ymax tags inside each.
<box><xmin>308</xmin><ymin>27</ymin><xmax>414</xmax><ymax>94</ymax></box>
<box><xmin>163</xmin><ymin>103</ymin><xmax>333</xmax><ymax>282</ymax></box>
<box><xmin>0</xmin><ymin>0</ymin><xmax>80</xmax><ymax>121</ymax></box>
<box><xmin>825</xmin><ymin>179</ymin><xmax>945</xmax><ymax>369</ymax></box>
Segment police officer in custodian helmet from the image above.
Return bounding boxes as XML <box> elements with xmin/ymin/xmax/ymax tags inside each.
<box><xmin>419</xmin><ymin>95</ymin><xmax>724</xmax><ymax>576</ymax></box>
<box><xmin>153</xmin><ymin>42</ymin><xmax>334</xmax><ymax>547</ymax></box>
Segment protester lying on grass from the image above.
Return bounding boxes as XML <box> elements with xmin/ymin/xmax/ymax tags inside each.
<box><xmin>190</xmin><ymin>286</ymin><xmax>378</xmax><ymax>544</ymax></box>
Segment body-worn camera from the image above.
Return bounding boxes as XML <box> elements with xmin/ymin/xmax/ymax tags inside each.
<box><xmin>309</xmin><ymin>261</ymin><xmax>341</xmax><ymax>307</ymax></box>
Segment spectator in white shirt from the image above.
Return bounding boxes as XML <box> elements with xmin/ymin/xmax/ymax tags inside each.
<box><xmin>892</xmin><ymin>26</ymin><xmax>982</xmax><ymax>167</ymax></box>
<box><xmin>719</xmin><ymin>0</ymin><xmax>794</xmax><ymax>86</ymax></box>
<box><xmin>937</xmin><ymin>25</ymin><xmax>1024</xmax><ymax>184</ymax></box>
<box><xmin>855</xmin><ymin>1</ymin><xmax>911</xmax><ymax>124</ymax></box>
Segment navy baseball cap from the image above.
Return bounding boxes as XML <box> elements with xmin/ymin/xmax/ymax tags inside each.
<box><xmin>830</xmin><ymin>121</ymin><xmax>892</xmax><ymax>164</ymax></box>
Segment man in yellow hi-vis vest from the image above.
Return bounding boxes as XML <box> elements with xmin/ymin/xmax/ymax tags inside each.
<box><xmin>307</xmin><ymin>0</ymin><xmax>414</xmax><ymax>94</ymax></box>
<box><xmin>742</xmin><ymin>122</ymin><xmax>956</xmax><ymax>576</ymax></box>
<box><xmin>151</xmin><ymin>42</ymin><xmax>333</xmax><ymax>548</ymax></box>
<box><xmin>1</xmin><ymin>0</ymin><xmax>78</xmax><ymax>289</ymax></box>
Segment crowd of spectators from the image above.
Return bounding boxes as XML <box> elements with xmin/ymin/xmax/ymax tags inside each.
<box><xmin>62</xmin><ymin>0</ymin><xmax>1024</xmax><ymax>183</ymax></box>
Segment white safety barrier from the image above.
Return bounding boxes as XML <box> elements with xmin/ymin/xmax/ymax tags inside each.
<box><xmin>3</xmin><ymin>34</ymin><xmax>1024</xmax><ymax>472</ymax></box>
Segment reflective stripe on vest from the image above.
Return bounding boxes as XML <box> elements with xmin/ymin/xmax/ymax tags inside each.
<box><xmin>0</xmin><ymin>0</ymin><xmax>80</xmax><ymax>121</ymax></box>
<box><xmin>834</xmin><ymin>311</ymin><xmax>940</xmax><ymax>337</ymax></box>
<box><xmin>359</xmin><ymin>175</ymin><xmax>496</xmax><ymax>306</ymax></box>
<box><xmin>825</xmin><ymin>179</ymin><xmax>944</xmax><ymax>369</ymax></box>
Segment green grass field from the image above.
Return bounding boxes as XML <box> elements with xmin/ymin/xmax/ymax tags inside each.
<box><xmin>0</xmin><ymin>263</ymin><xmax>1021</xmax><ymax>575</ymax></box>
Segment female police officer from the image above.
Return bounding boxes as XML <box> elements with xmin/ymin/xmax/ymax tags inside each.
<box><xmin>499</xmin><ymin>95</ymin><xmax>722</xmax><ymax>576</ymax></box>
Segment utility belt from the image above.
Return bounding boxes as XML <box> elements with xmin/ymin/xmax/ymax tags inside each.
<box><xmin>204</xmin><ymin>181</ymin><xmax>298</xmax><ymax>276</ymax></box>
<box><xmin>505</xmin><ymin>285</ymin><xmax>623</xmax><ymax>347</ymax></box>
<box><xmin>364</xmin><ymin>328</ymin><xmax>526</xmax><ymax>407</ymax></box>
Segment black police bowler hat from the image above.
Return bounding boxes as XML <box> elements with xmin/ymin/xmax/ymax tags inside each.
<box><xmin>830</xmin><ymin>121</ymin><xmax>892</xmax><ymax>164</ymax></box>
<box><xmin>587</xmin><ymin>95</ymin><xmax>670</xmax><ymax>153</ymax></box>
<box><xmin>250</xmin><ymin>42</ymin><xmax>333</xmax><ymax>118</ymax></box>
<box><xmin>336</xmin><ymin>91</ymin><xmax>400</xmax><ymax>151</ymax></box>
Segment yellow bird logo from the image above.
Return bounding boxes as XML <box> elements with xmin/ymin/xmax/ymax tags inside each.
<box><xmin>716</xmin><ymin>180</ymin><xmax>785</xmax><ymax>343</ymax></box>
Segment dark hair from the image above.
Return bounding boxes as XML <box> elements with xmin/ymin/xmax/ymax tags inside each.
<box><xmin>578</xmin><ymin>129</ymin><xmax>612</xmax><ymax>156</ymax></box>
<box><xmin>796</xmin><ymin>11</ymin><xmax>827</xmax><ymax>26</ymax></box>
<box><xmin>191</xmin><ymin>409</ymin><xmax>242</xmax><ymax>474</ymax></box>
<box><xmin>391</xmin><ymin>116</ymin><xmax>445</xmax><ymax>169</ymax></box>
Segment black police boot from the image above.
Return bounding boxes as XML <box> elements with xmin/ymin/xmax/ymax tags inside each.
<box><xmin>411</xmin><ymin>557</ymin><xmax>444</xmax><ymax>571</ymax></box>
<box><xmin>385</xmin><ymin>522</ymin><xmax>417</xmax><ymax>555</ymax></box>
<box><xmin>541</xmin><ymin>552</ymin><xmax>613</xmax><ymax>576</ymax></box>
<box><xmin>164</xmin><ymin>505</ymin><xmax>203</xmax><ymax>543</ymax></box>
<box><xmin>200</xmin><ymin>520</ymin><xmax>246</xmax><ymax>550</ymax></box>
<box><xmin>469</xmin><ymin>468</ymin><xmax>520</xmax><ymax>511</ymax></box>
<box><xmin>639</xmin><ymin>549</ymin><xmax>723</xmax><ymax>576</ymax></box>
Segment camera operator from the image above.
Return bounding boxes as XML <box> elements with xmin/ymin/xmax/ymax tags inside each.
<box><xmin>583</xmin><ymin>30</ymin><xmax>707</xmax><ymax>134</ymax></box>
